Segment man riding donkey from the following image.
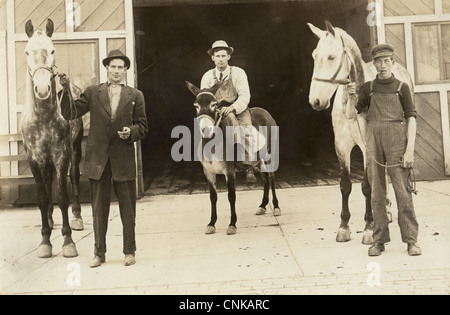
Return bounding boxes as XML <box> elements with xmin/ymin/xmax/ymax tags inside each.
<box><xmin>349</xmin><ymin>44</ymin><xmax>421</xmax><ymax>257</ymax></box>
<box><xmin>201</xmin><ymin>40</ymin><xmax>264</xmax><ymax>184</ymax></box>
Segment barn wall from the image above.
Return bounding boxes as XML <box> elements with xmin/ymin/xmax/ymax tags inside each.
<box><xmin>0</xmin><ymin>0</ymin><xmax>141</xmax><ymax>205</ymax></box>
<box><xmin>378</xmin><ymin>0</ymin><xmax>450</xmax><ymax>179</ymax></box>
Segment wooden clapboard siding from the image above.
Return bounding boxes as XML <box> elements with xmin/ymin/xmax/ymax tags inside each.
<box><xmin>15</xmin><ymin>42</ymin><xmax>27</xmax><ymax>106</ymax></box>
<box><xmin>14</xmin><ymin>0</ymin><xmax>66</xmax><ymax>34</ymax></box>
<box><xmin>444</xmin><ymin>0</ymin><xmax>450</xmax><ymax>13</ymax></box>
<box><xmin>414</xmin><ymin>92</ymin><xmax>447</xmax><ymax>180</ymax></box>
<box><xmin>107</xmin><ymin>38</ymin><xmax>126</xmax><ymax>54</ymax></box>
<box><xmin>75</xmin><ymin>0</ymin><xmax>125</xmax><ymax>32</ymax></box>
<box><xmin>385</xmin><ymin>23</ymin><xmax>407</xmax><ymax>68</ymax></box>
<box><xmin>384</xmin><ymin>0</ymin><xmax>435</xmax><ymax>16</ymax></box>
<box><xmin>0</xmin><ymin>2</ymin><xmax>6</xmax><ymax>31</ymax></box>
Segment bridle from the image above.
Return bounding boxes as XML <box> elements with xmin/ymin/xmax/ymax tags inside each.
<box><xmin>312</xmin><ymin>36</ymin><xmax>352</xmax><ymax>85</ymax></box>
<box><xmin>28</xmin><ymin>65</ymin><xmax>58</xmax><ymax>81</ymax></box>
<box><xmin>195</xmin><ymin>92</ymin><xmax>224</xmax><ymax>128</ymax></box>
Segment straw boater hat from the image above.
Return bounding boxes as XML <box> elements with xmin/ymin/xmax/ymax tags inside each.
<box><xmin>371</xmin><ymin>43</ymin><xmax>395</xmax><ymax>60</ymax></box>
<box><xmin>102</xmin><ymin>49</ymin><xmax>131</xmax><ymax>69</ymax></box>
<box><xmin>207</xmin><ymin>40</ymin><xmax>234</xmax><ymax>56</ymax></box>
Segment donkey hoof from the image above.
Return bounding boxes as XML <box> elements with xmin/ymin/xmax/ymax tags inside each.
<box><xmin>336</xmin><ymin>228</ymin><xmax>351</xmax><ymax>242</ymax></box>
<box><xmin>256</xmin><ymin>207</ymin><xmax>267</xmax><ymax>215</ymax></box>
<box><xmin>387</xmin><ymin>211</ymin><xmax>393</xmax><ymax>224</ymax></box>
<box><xmin>37</xmin><ymin>244</ymin><xmax>52</xmax><ymax>258</ymax></box>
<box><xmin>71</xmin><ymin>217</ymin><xmax>84</xmax><ymax>231</ymax></box>
<box><xmin>226</xmin><ymin>226</ymin><xmax>237</xmax><ymax>235</ymax></box>
<box><xmin>205</xmin><ymin>225</ymin><xmax>216</xmax><ymax>235</ymax></box>
<box><xmin>63</xmin><ymin>243</ymin><xmax>78</xmax><ymax>258</ymax></box>
<box><xmin>362</xmin><ymin>229</ymin><xmax>374</xmax><ymax>245</ymax></box>
<box><xmin>273</xmin><ymin>208</ymin><xmax>281</xmax><ymax>216</ymax></box>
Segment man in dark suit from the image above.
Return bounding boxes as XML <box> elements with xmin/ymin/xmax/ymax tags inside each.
<box><xmin>60</xmin><ymin>50</ymin><xmax>148</xmax><ymax>267</ymax></box>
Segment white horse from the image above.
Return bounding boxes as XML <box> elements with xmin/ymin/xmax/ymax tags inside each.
<box><xmin>307</xmin><ymin>21</ymin><xmax>413</xmax><ymax>244</ymax></box>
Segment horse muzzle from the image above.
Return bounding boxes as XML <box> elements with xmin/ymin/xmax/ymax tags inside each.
<box><xmin>34</xmin><ymin>84</ymin><xmax>52</xmax><ymax>100</ymax></box>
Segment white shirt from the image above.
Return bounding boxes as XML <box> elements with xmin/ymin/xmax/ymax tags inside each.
<box><xmin>200</xmin><ymin>66</ymin><xmax>250</xmax><ymax>115</ymax></box>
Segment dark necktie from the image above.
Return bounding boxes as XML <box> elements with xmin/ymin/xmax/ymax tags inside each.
<box><xmin>219</xmin><ymin>72</ymin><xmax>223</xmax><ymax>81</ymax></box>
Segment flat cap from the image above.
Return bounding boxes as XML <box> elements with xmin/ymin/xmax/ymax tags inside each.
<box><xmin>371</xmin><ymin>43</ymin><xmax>395</xmax><ymax>60</ymax></box>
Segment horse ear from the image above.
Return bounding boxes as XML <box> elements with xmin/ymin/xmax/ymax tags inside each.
<box><xmin>307</xmin><ymin>22</ymin><xmax>326</xmax><ymax>39</ymax></box>
<box><xmin>185</xmin><ymin>81</ymin><xmax>200</xmax><ymax>96</ymax></box>
<box><xmin>325</xmin><ymin>20</ymin><xmax>335</xmax><ymax>37</ymax></box>
<box><xmin>46</xmin><ymin>19</ymin><xmax>54</xmax><ymax>38</ymax></box>
<box><xmin>25</xmin><ymin>20</ymin><xmax>34</xmax><ymax>38</ymax></box>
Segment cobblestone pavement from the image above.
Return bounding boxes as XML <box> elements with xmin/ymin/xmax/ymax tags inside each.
<box><xmin>1</xmin><ymin>181</ymin><xmax>449</xmax><ymax>295</ymax></box>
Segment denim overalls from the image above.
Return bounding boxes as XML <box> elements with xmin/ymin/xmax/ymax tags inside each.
<box><xmin>366</xmin><ymin>80</ymin><xmax>419</xmax><ymax>244</ymax></box>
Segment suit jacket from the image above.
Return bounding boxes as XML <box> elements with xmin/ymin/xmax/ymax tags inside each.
<box><xmin>70</xmin><ymin>83</ymin><xmax>148</xmax><ymax>181</ymax></box>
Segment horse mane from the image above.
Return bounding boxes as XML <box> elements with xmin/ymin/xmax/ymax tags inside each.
<box><xmin>335</xmin><ymin>27</ymin><xmax>367</xmax><ymax>88</ymax></box>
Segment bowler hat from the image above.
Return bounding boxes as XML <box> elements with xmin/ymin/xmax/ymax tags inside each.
<box><xmin>102</xmin><ymin>49</ymin><xmax>131</xmax><ymax>69</ymax></box>
<box><xmin>371</xmin><ymin>44</ymin><xmax>395</xmax><ymax>60</ymax></box>
<box><xmin>207</xmin><ymin>40</ymin><xmax>234</xmax><ymax>56</ymax></box>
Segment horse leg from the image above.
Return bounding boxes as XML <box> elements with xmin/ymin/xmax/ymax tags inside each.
<box><xmin>70</xmin><ymin>127</ymin><xmax>84</xmax><ymax>231</ymax></box>
<box><xmin>56</xmin><ymin>162</ymin><xmax>78</xmax><ymax>258</ymax></box>
<box><xmin>205</xmin><ymin>169</ymin><xmax>217</xmax><ymax>234</ymax></box>
<box><xmin>336</xmin><ymin>158</ymin><xmax>352</xmax><ymax>242</ymax></box>
<box><xmin>269</xmin><ymin>172</ymin><xmax>281</xmax><ymax>216</ymax></box>
<box><xmin>42</xmin><ymin>162</ymin><xmax>54</xmax><ymax>230</ymax></box>
<box><xmin>256</xmin><ymin>172</ymin><xmax>269</xmax><ymax>215</ymax></box>
<box><xmin>29</xmin><ymin>161</ymin><xmax>53</xmax><ymax>258</ymax></box>
<box><xmin>226</xmin><ymin>172</ymin><xmax>237</xmax><ymax>235</ymax></box>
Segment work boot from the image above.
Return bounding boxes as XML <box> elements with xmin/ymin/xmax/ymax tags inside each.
<box><xmin>89</xmin><ymin>255</ymin><xmax>105</xmax><ymax>268</ymax></box>
<box><xmin>124</xmin><ymin>254</ymin><xmax>136</xmax><ymax>266</ymax></box>
<box><xmin>407</xmin><ymin>243</ymin><xmax>422</xmax><ymax>256</ymax></box>
<box><xmin>368</xmin><ymin>243</ymin><xmax>385</xmax><ymax>256</ymax></box>
<box><xmin>246</xmin><ymin>166</ymin><xmax>257</xmax><ymax>184</ymax></box>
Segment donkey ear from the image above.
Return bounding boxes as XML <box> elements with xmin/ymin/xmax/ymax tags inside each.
<box><xmin>185</xmin><ymin>81</ymin><xmax>200</xmax><ymax>96</ymax></box>
<box><xmin>46</xmin><ymin>19</ymin><xmax>54</xmax><ymax>38</ymax></box>
<box><xmin>325</xmin><ymin>20</ymin><xmax>336</xmax><ymax>37</ymax></box>
<box><xmin>208</xmin><ymin>81</ymin><xmax>223</xmax><ymax>96</ymax></box>
<box><xmin>25</xmin><ymin>20</ymin><xmax>34</xmax><ymax>38</ymax></box>
<box><xmin>307</xmin><ymin>22</ymin><xmax>326</xmax><ymax>39</ymax></box>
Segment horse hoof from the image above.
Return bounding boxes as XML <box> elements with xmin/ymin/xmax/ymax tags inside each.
<box><xmin>336</xmin><ymin>228</ymin><xmax>351</xmax><ymax>242</ymax></box>
<box><xmin>273</xmin><ymin>208</ymin><xmax>281</xmax><ymax>216</ymax></box>
<box><xmin>37</xmin><ymin>244</ymin><xmax>52</xmax><ymax>258</ymax></box>
<box><xmin>63</xmin><ymin>243</ymin><xmax>78</xmax><ymax>258</ymax></box>
<box><xmin>205</xmin><ymin>225</ymin><xmax>216</xmax><ymax>235</ymax></box>
<box><xmin>71</xmin><ymin>217</ymin><xmax>84</xmax><ymax>231</ymax></box>
<box><xmin>226</xmin><ymin>226</ymin><xmax>237</xmax><ymax>235</ymax></box>
<box><xmin>387</xmin><ymin>211</ymin><xmax>393</xmax><ymax>224</ymax></box>
<box><xmin>256</xmin><ymin>207</ymin><xmax>266</xmax><ymax>215</ymax></box>
<box><xmin>362</xmin><ymin>229</ymin><xmax>374</xmax><ymax>245</ymax></box>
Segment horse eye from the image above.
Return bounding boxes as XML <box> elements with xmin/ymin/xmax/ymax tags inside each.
<box><xmin>328</xmin><ymin>55</ymin><xmax>336</xmax><ymax>60</ymax></box>
<box><xmin>25</xmin><ymin>51</ymin><xmax>29</xmax><ymax>56</ymax></box>
<box><xmin>51</xmin><ymin>50</ymin><xmax>55</xmax><ymax>55</ymax></box>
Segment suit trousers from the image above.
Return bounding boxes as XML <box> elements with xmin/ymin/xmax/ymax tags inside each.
<box><xmin>90</xmin><ymin>159</ymin><xmax>137</xmax><ymax>257</ymax></box>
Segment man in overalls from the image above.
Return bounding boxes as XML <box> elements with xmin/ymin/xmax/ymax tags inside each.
<box><xmin>201</xmin><ymin>40</ymin><xmax>258</xmax><ymax>184</ymax></box>
<box><xmin>352</xmin><ymin>44</ymin><xmax>421</xmax><ymax>256</ymax></box>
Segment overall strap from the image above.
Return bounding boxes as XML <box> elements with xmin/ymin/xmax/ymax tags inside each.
<box><xmin>369</xmin><ymin>80</ymin><xmax>375</xmax><ymax>97</ymax></box>
<box><xmin>397</xmin><ymin>81</ymin><xmax>404</xmax><ymax>93</ymax></box>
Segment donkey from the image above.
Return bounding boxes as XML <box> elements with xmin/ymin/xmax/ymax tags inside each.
<box><xmin>307</xmin><ymin>21</ymin><xmax>413</xmax><ymax>244</ymax></box>
<box><xmin>21</xmin><ymin>19</ymin><xmax>78</xmax><ymax>258</ymax></box>
<box><xmin>186</xmin><ymin>81</ymin><xmax>280</xmax><ymax>235</ymax></box>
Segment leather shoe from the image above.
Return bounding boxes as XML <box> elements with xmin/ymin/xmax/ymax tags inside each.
<box><xmin>89</xmin><ymin>255</ymin><xmax>105</xmax><ymax>268</ymax></box>
<box><xmin>368</xmin><ymin>243</ymin><xmax>385</xmax><ymax>256</ymax></box>
<box><xmin>246</xmin><ymin>166</ymin><xmax>257</xmax><ymax>184</ymax></box>
<box><xmin>407</xmin><ymin>243</ymin><xmax>422</xmax><ymax>256</ymax></box>
<box><xmin>124</xmin><ymin>254</ymin><xmax>136</xmax><ymax>266</ymax></box>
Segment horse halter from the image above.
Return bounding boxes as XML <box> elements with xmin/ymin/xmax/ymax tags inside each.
<box><xmin>312</xmin><ymin>36</ymin><xmax>352</xmax><ymax>85</ymax></box>
<box><xmin>28</xmin><ymin>65</ymin><xmax>58</xmax><ymax>81</ymax></box>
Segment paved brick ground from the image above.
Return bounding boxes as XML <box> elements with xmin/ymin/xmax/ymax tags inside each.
<box><xmin>1</xmin><ymin>181</ymin><xmax>449</xmax><ymax>296</ymax></box>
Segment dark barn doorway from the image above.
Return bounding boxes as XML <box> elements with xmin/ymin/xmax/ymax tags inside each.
<box><xmin>134</xmin><ymin>0</ymin><xmax>371</xmax><ymax>195</ymax></box>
